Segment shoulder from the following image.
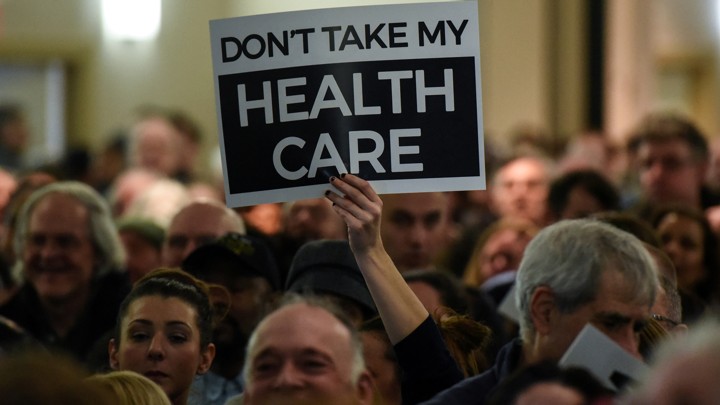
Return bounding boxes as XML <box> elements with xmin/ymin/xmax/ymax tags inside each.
<box><xmin>420</xmin><ymin>369</ymin><xmax>499</xmax><ymax>405</ymax></box>
<box><xmin>420</xmin><ymin>339</ymin><xmax>523</xmax><ymax>405</ymax></box>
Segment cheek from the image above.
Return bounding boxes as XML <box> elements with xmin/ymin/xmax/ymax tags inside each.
<box><xmin>115</xmin><ymin>343</ymin><xmax>145</xmax><ymax>369</ymax></box>
<box><xmin>690</xmin><ymin>248</ymin><xmax>704</xmax><ymax>263</ymax></box>
<box><xmin>174</xmin><ymin>348</ymin><xmax>203</xmax><ymax>372</ymax></box>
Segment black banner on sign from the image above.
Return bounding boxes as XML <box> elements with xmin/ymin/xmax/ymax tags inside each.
<box><xmin>218</xmin><ymin>57</ymin><xmax>479</xmax><ymax>195</ymax></box>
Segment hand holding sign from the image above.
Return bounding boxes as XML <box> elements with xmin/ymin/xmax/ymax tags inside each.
<box><xmin>210</xmin><ymin>1</ymin><xmax>485</xmax><ymax>207</ymax></box>
<box><xmin>325</xmin><ymin>173</ymin><xmax>383</xmax><ymax>255</ymax></box>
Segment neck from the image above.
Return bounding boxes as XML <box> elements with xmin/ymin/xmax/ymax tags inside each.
<box><xmin>521</xmin><ymin>333</ymin><xmax>555</xmax><ymax>367</ymax></box>
<box><xmin>40</xmin><ymin>288</ymin><xmax>90</xmax><ymax>338</ymax></box>
<box><xmin>172</xmin><ymin>391</ymin><xmax>188</xmax><ymax>405</ymax></box>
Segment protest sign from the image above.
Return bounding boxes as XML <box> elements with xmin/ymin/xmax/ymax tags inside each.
<box><xmin>559</xmin><ymin>324</ymin><xmax>648</xmax><ymax>392</ymax></box>
<box><xmin>210</xmin><ymin>1</ymin><xmax>484</xmax><ymax>207</ymax></box>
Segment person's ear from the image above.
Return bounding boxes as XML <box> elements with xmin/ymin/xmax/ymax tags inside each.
<box><xmin>530</xmin><ymin>286</ymin><xmax>556</xmax><ymax>336</ymax></box>
<box><xmin>355</xmin><ymin>371</ymin><xmax>375</xmax><ymax>405</ymax></box>
<box><xmin>197</xmin><ymin>343</ymin><xmax>216</xmax><ymax>375</ymax></box>
<box><xmin>109</xmin><ymin>338</ymin><xmax>120</xmax><ymax>370</ymax></box>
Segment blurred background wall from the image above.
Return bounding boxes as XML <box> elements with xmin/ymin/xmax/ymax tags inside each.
<box><xmin>0</xmin><ymin>0</ymin><xmax>717</xmax><ymax>172</ymax></box>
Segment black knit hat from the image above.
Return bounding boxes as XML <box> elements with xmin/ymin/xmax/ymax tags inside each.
<box><xmin>182</xmin><ymin>232</ymin><xmax>281</xmax><ymax>291</ymax></box>
<box><xmin>285</xmin><ymin>239</ymin><xmax>377</xmax><ymax>317</ymax></box>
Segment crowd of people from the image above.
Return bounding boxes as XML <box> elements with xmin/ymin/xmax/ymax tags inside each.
<box><xmin>0</xmin><ymin>104</ymin><xmax>719</xmax><ymax>405</ymax></box>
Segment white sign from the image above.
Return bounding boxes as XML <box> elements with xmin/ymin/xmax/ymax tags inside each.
<box><xmin>210</xmin><ymin>1</ymin><xmax>485</xmax><ymax>207</ymax></box>
<box><xmin>559</xmin><ymin>324</ymin><xmax>648</xmax><ymax>392</ymax></box>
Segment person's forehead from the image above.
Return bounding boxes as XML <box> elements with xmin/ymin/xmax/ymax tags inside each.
<box><xmin>254</xmin><ymin>304</ymin><xmax>352</xmax><ymax>354</ymax></box>
<box><xmin>638</xmin><ymin>139</ymin><xmax>693</xmax><ymax>156</ymax></box>
<box><xmin>29</xmin><ymin>194</ymin><xmax>90</xmax><ymax>228</ymax></box>
<box><xmin>168</xmin><ymin>203</ymin><xmax>235</xmax><ymax>234</ymax></box>
<box><xmin>586</xmin><ymin>271</ymin><xmax>653</xmax><ymax>315</ymax></box>
<box><xmin>136</xmin><ymin>117</ymin><xmax>176</xmax><ymax>137</ymax></box>
<box><xmin>499</xmin><ymin>158</ymin><xmax>548</xmax><ymax>179</ymax></box>
<box><xmin>658</xmin><ymin>212</ymin><xmax>701</xmax><ymax>229</ymax></box>
<box><xmin>515</xmin><ymin>382</ymin><xmax>584</xmax><ymax>405</ymax></box>
<box><xmin>290</xmin><ymin>198</ymin><xmax>331</xmax><ymax>212</ymax></box>
<box><xmin>487</xmin><ymin>228</ymin><xmax>525</xmax><ymax>245</ymax></box>
<box><xmin>125</xmin><ymin>295</ymin><xmax>199</xmax><ymax>328</ymax></box>
<box><xmin>382</xmin><ymin>193</ymin><xmax>447</xmax><ymax>214</ymax></box>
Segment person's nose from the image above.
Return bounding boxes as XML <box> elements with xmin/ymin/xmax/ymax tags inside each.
<box><xmin>491</xmin><ymin>252</ymin><xmax>510</xmax><ymax>273</ymax></box>
<box><xmin>38</xmin><ymin>239</ymin><xmax>62</xmax><ymax>261</ymax></box>
<box><xmin>147</xmin><ymin>334</ymin><xmax>166</xmax><ymax>361</ymax></box>
<box><xmin>614</xmin><ymin>327</ymin><xmax>643</xmax><ymax>361</ymax></box>
<box><xmin>296</xmin><ymin>207</ymin><xmax>312</xmax><ymax>223</ymax></box>
<box><xmin>644</xmin><ymin>161</ymin><xmax>665</xmax><ymax>183</ymax></box>
<box><xmin>273</xmin><ymin>362</ymin><xmax>303</xmax><ymax>389</ymax></box>
<box><xmin>663</xmin><ymin>241</ymin><xmax>681</xmax><ymax>262</ymax></box>
<box><xmin>408</xmin><ymin>223</ymin><xmax>429</xmax><ymax>247</ymax></box>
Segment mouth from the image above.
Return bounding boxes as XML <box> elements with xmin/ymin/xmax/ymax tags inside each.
<box><xmin>144</xmin><ymin>371</ymin><xmax>170</xmax><ymax>381</ymax></box>
<box><xmin>31</xmin><ymin>265</ymin><xmax>73</xmax><ymax>277</ymax></box>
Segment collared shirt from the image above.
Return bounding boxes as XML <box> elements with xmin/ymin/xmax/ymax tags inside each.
<box><xmin>188</xmin><ymin>370</ymin><xmax>244</xmax><ymax>405</ymax></box>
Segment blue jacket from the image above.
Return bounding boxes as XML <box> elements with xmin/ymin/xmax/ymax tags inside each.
<box><xmin>419</xmin><ymin>338</ymin><xmax>523</xmax><ymax>405</ymax></box>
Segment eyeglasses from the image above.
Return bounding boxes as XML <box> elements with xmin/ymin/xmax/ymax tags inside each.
<box><xmin>651</xmin><ymin>313</ymin><xmax>680</xmax><ymax>328</ymax></box>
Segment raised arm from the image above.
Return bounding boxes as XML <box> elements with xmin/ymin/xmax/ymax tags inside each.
<box><xmin>325</xmin><ymin>174</ymin><xmax>428</xmax><ymax>344</ymax></box>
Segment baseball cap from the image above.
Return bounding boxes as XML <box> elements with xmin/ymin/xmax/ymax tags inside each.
<box><xmin>182</xmin><ymin>232</ymin><xmax>281</xmax><ymax>291</ymax></box>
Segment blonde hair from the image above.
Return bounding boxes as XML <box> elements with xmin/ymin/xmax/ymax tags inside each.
<box><xmin>87</xmin><ymin>371</ymin><xmax>171</xmax><ymax>405</ymax></box>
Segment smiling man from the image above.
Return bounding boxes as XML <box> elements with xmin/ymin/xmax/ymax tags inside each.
<box><xmin>241</xmin><ymin>297</ymin><xmax>374</xmax><ymax>405</ymax></box>
<box><xmin>0</xmin><ymin>181</ymin><xmax>129</xmax><ymax>362</ymax></box>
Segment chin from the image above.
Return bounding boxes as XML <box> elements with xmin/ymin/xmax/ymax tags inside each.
<box><xmin>36</xmin><ymin>287</ymin><xmax>75</xmax><ymax>303</ymax></box>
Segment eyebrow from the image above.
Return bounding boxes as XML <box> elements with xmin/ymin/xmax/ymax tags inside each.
<box><xmin>127</xmin><ymin>319</ymin><xmax>193</xmax><ymax>328</ymax></box>
<box><xmin>593</xmin><ymin>312</ymin><xmax>647</xmax><ymax>330</ymax></box>
<box><xmin>253</xmin><ymin>347</ymin><xmax>335</xmax><ymax>363</ymax></box>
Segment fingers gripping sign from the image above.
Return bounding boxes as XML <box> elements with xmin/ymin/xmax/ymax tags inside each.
<box><xmin>325</xmin><ymin>174</ymin><xmax>383</xmax><ymax>253</ymax></box>
<box><xmin>325</xmin><ymin>173</ymin><xmax>432</xmax><ymax>345</ymax></box>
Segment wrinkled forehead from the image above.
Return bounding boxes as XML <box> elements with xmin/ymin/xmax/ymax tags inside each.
<box><xmin>251</xmin><ymin>303</ymin><xmax>354</xmax><ymax>358</ymax></box>
<box><xmin>596</xmin><ymin>268</ymin><xmax>656</xmax><ymax>308</ymax></box>
<box><xmin>29</xmin><ymin>193</ymin><xmax>91</xmax><ymax>230</ymax></box>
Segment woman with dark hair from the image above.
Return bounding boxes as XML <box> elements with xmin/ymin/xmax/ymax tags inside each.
<box><xmin>548</xmin><ymin>169</ymin><xmax>620</xmax><ymax>220</ymax></box>
<box><xmin>651</xmin><ymin>204</ymin><xmax>720</xmax><ymax>308</ymax></box>
<box><xmin>109</xmin><ymin>268</ymin><xmax>221</xmax><ymax>405</ymax></box>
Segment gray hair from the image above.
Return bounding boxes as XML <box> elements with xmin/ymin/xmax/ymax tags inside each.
<box><xmin>516</xmin><ymin>219</ymin><xmax>658</xmax><ymax>340</ymax></box>
<box><xmin>13</xmin><ymin>181</ymin><xmax>125</xmax><ymax>281</ymax></box>
<box><xmin>242</xmin><ymin>293</ymin><xmax>366</xmax><ymax>387</ymax></box>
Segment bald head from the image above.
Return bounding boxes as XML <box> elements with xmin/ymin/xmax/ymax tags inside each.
<box><xmin>162</xmin><ymin>199</ymin><xmax>245</xmax><ymax>267</ymax></box>
<box><xmin>243</xmin><ymin>300</ymin><xmax>372</xmax><ymax>405</ymax></box>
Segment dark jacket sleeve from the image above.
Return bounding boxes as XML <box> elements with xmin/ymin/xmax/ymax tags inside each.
<box><xmin>394</xmin><ymin>315</ymin><xmax>464</xmax><ymax>404</ymax></box>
